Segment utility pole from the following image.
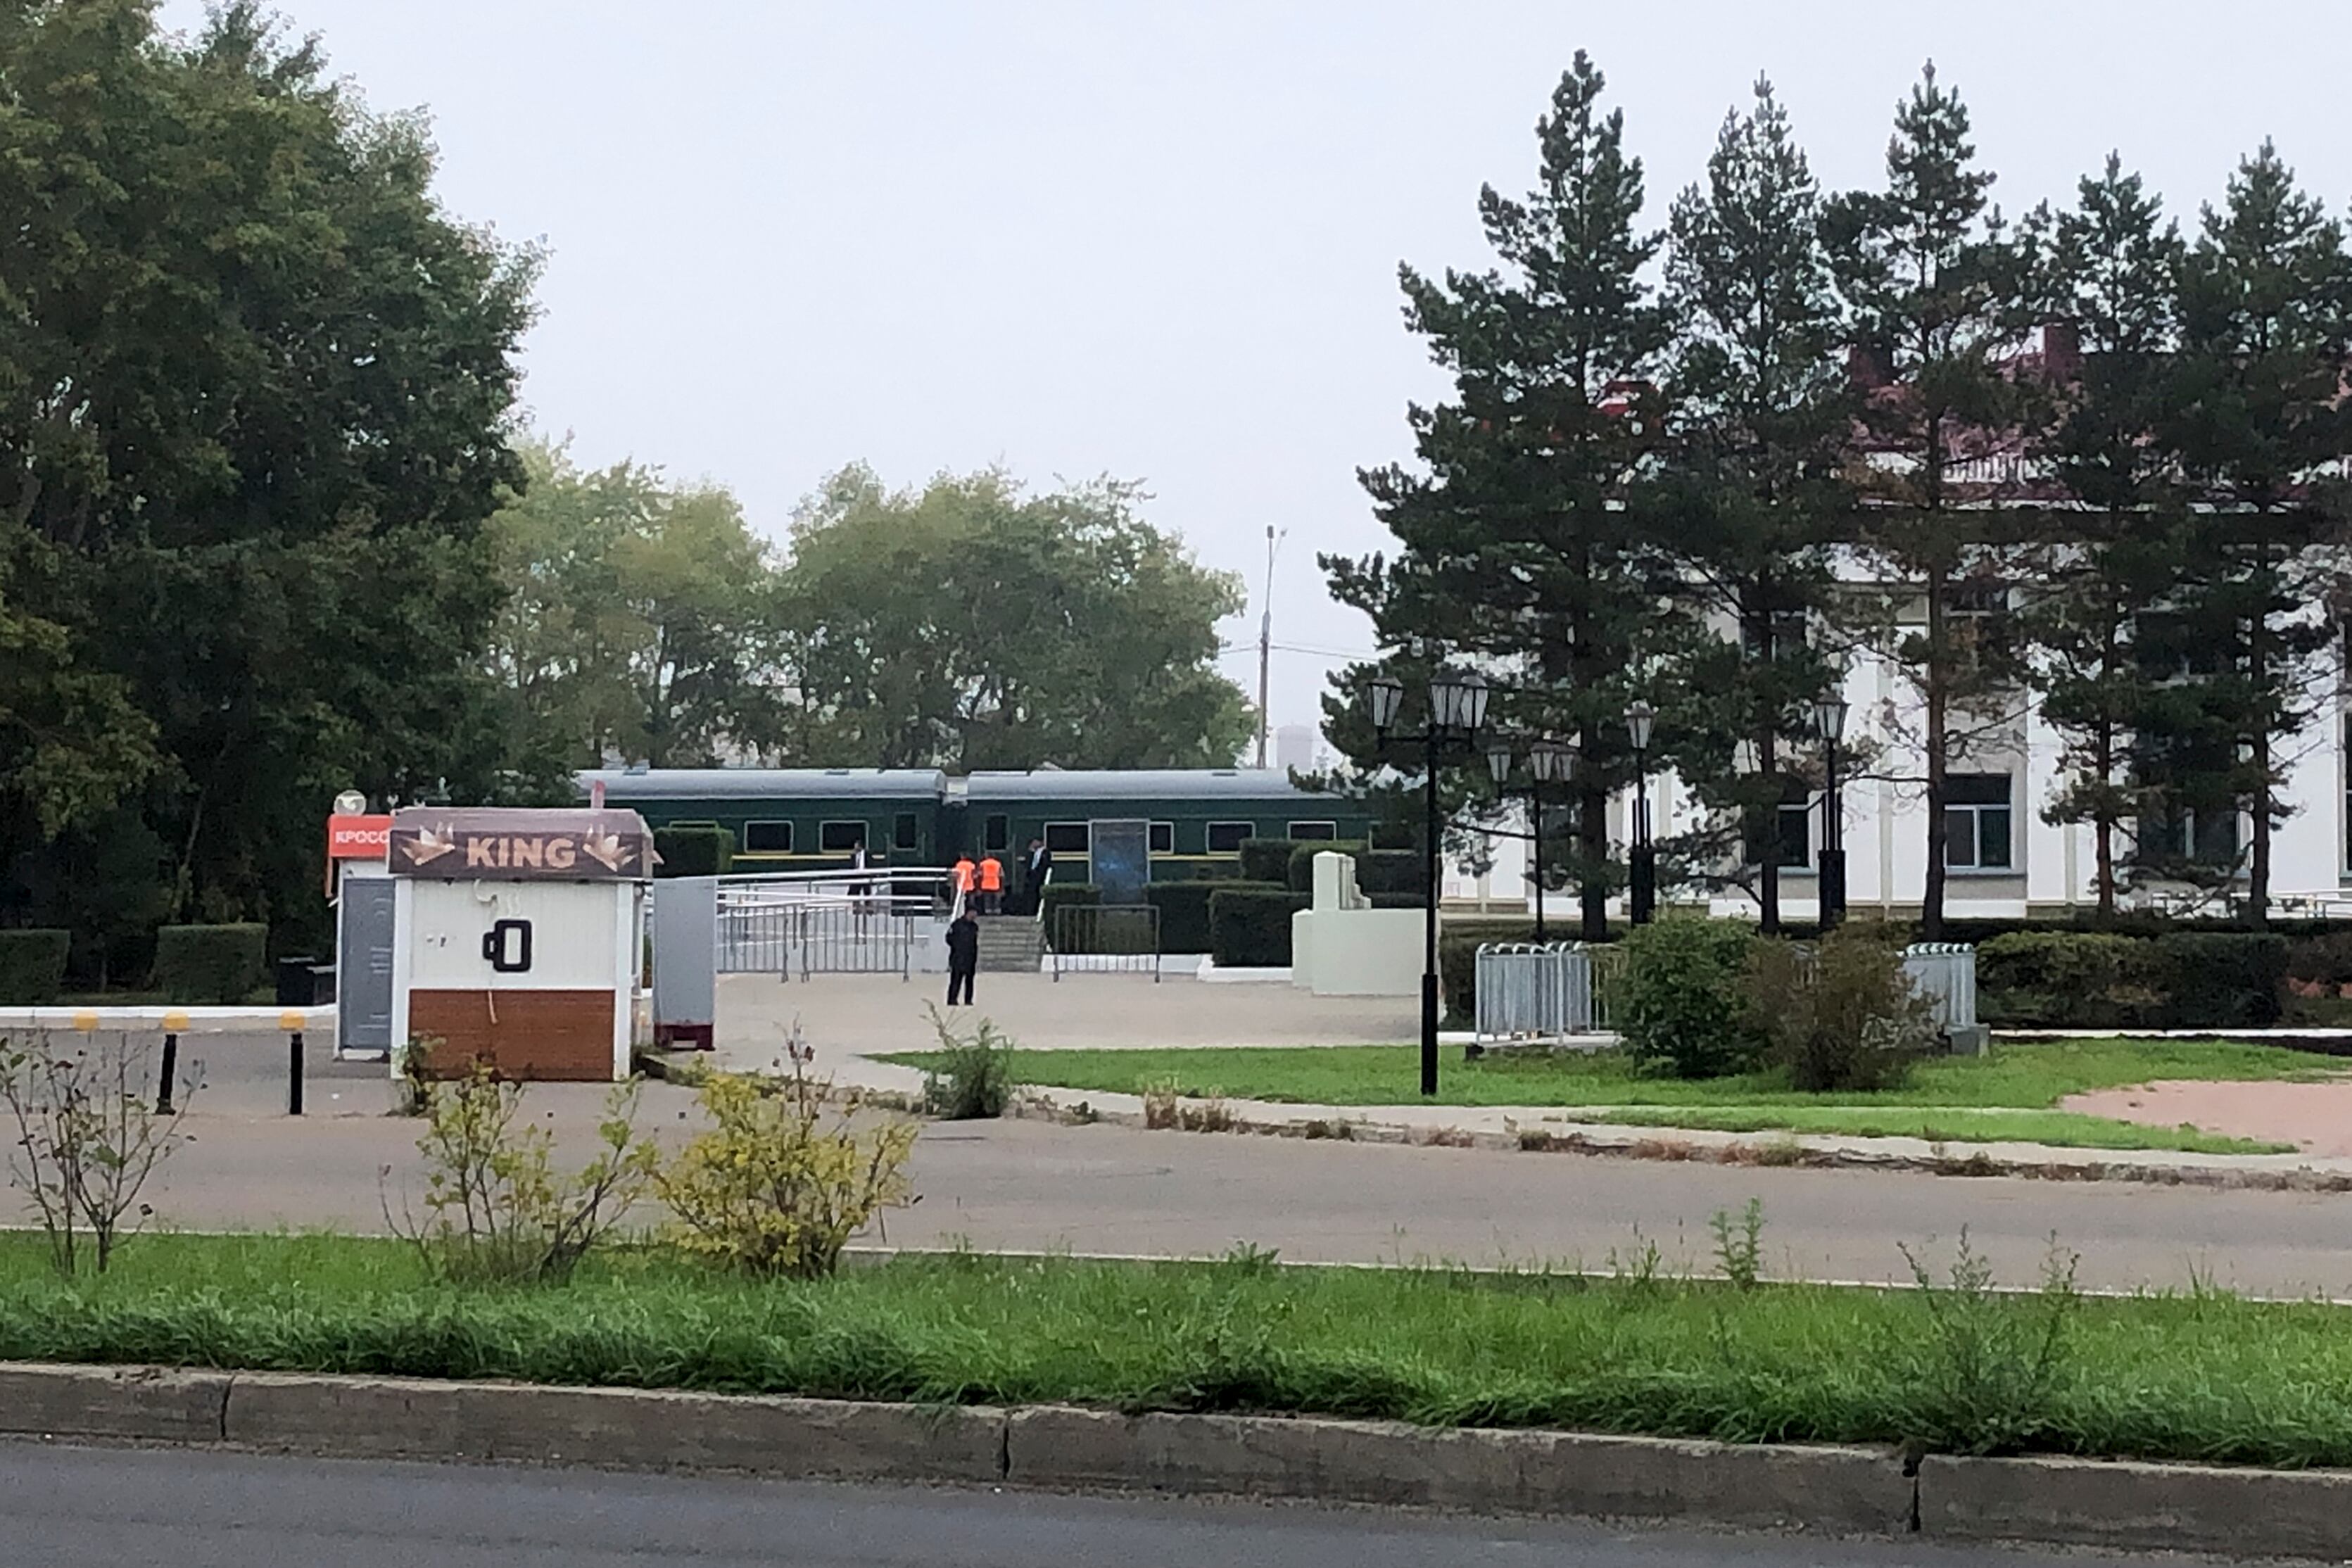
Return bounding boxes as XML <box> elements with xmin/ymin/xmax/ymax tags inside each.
<box><xmin>1255</xmin><ymin>525</ymin><xmax>1285</xmax><ymax>769</ymax></box>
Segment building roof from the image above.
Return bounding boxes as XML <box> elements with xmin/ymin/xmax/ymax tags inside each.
<box><xmin>576</xmin><ymin>768</ymin><xmax>947</xmax><ymax>802</ymax></box>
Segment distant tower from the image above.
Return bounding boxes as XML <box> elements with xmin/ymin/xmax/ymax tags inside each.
<box><xmin>1274</xmin><ymin>723</ymin><xmax>1317</xmax><ymax>773</ymax></box>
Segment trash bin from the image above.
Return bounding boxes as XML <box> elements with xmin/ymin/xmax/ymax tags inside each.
<box><xmin>275</xmin><ymin>956</ymin><xmax>320</xmax><ymax>1007</ymax></box>
<box><xmin>309</xmin><ymin>963</ymin><xmax>338</xmax><ymax>1006</ymax></box>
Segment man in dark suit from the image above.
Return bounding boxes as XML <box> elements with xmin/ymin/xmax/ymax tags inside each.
<box><xmin>944</xmin><ymin>910</ymin><xmax>979</xmax><ymax>1006</ymax></box>
<box><xmin>1022</xmin><ymin>837</ymin><xmax>1053</xmax><ymax>916</ymax></box>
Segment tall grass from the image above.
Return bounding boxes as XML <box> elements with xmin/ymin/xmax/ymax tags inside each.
<box><xmin>6</xmin><ymin>1231</ymin><xmax>2352</xmax><ymax>1467</ymax></box>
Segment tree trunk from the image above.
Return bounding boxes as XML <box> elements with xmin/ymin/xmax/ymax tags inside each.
<box><xmin>1579</xmin><ymin>778</ymin><xmax>1610</xmax><ymax>940</ymax></box>
<box><xmin>1757</xmin><ymin>727</ymin><xmax>1781</xmax><ymax>933</ymax></box>
<box><xmin>2249</xmin><ymin>731</ymin><xmax>2272</xmax><ymax>928</ymax></box>
<box><xmin>1920</xmin><ymin>567</ymin><xmax>1949</xmax><ymax>943</ymax></box>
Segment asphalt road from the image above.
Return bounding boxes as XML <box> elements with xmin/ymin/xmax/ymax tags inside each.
<box><xmin>0</xmin><ymin>1441</ymin><xmax>2223</xmax><ymax>1567</ymax></box>
<box><xmin>63</xmin><ymin>1030</ymin><xmax>2352</xmax><ymax>1296</ymax></box>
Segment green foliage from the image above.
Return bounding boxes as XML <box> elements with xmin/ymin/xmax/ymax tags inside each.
<box><xmin>1143</xmin><ymin>883</ymin><xmax>1218</xmax><ymax>955</ymax></box>
<box><xmin>389</xmin><ymin>1065</ymin><xmax>657</xmax><ymax>1285</ymax></box>
<box><xmin>0</xmin><ymin>931</ymin><xmax>69</xmax><ymax>1004</ymax></box>
<box><xmin>0</xmin><ymin>1031</ymin><xmax>192</xmax><ymax>1275</ymax></box>
<box><xmin>776</xmin><ymin>467</ymin><xmax>1253</xmax><ymax>769</ymax></box>
<box><xmin>1976</xmin><ymin>930</ymin><xmax>2285</xmax><ymax>1028</ymax></box>
<box><xmin>1206</xmin><ymin>885</ymin><xmax>1305</xmax><ymax>968</ymax></box>
<box><xmin>1236</xmin><ymin>839</ymin><xmax>1298</xmax><ymax>885</ymax></box>
<box><xmin>2151</xmin><ymin>932</ymin><xmax>2287</xmax><ymax>1028</ymax></box>
<box><xmin>1745</xmin><ymin>926</ymin><xmax>1933</xmax><ymax>1092</ymax></box>
<box><xmin>921</xmin><ymin>1005</ymin><xmax>1016</xmax><ymax>1120</ymax></box>
<box><xmin>652</xmin><ymin>826</ymin><xmax>734</xmax><ymax>879</ymax></box>
<box><xmin>1709</xmin><ymin>1199</ymin><xmax>1766</xmax><ymax>1290</ymax></box>
<box><xmin>655</xmin><ymin>1058</ymin><xmax>918</xmax><ymax>1279</ymax></box>
<box><xmin>150</xmin><ymin>924</ymin><xmax>267</xmax><ymax>1004</ymax></box>
<box><xmin>1618</xmin><ymin>920</ymin><xmax>1764</xmax><ymax>1079</ymax></box>
<box><xmin>1898</xmin><ymin>1232</ymin><xmax>2082</xmax><ymax>1457</ymax></box>
<box><xmin>1354</xmin><ymin>849</ymin><xmax>1427</xmax><ymax>897</ymax></box>
<box><xmin>2286</xmin><ymin>932</ymin><xmax>2352</xmax><ymax>989</ymax></box>
<box><xmin>1038</xmin><ymin>884</ymin><xmax>1101</xmax><ymax>925</ymax></box>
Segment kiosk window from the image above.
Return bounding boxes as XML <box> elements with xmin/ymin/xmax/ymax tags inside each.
<box><xmin>819</xmin><ymin>820</ymin><xmax>868</xmax><ymax>853</ymax></box>
<box><xmin>742</xmin><ymin>821</ymin><xmax>793</xmax><ymax>854</ymax></box>
<box><xmin>1206</xmin><ymin>821</ymin><xmax>1254</xmax><ymax>853</ymax></box>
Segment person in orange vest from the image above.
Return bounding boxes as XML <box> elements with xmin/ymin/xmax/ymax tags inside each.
<box><xmin>952</xmin><ymin>854</ymin><xmax>978</xmax><ymax>913</ymax></box>
<box><xmin>978</xmin><ymin>852</ymin><xmax>1004</xmax><ymax>914</ymax></box>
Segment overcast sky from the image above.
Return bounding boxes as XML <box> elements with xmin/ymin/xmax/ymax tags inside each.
<box><xmin>158</xmin><ymin>1</ymin><xmax>2352</xmax><ymax>735</ymax></box>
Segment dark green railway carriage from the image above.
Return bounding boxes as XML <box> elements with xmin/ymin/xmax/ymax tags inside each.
<box><xmin>576</xmin><ymin>766</ymin><xmax>1374</xmax><ymax>880</ymax></box>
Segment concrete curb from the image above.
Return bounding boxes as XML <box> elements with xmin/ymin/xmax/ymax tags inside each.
<box><xmin>6</xmin><ymin>1362</ymin><xmax>2352</xmax><ymax>1557</ymax></box>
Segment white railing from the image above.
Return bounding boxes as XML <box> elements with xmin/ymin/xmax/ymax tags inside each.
<box><xmin>1474</xmin><ymin>942</ymin><xmax>1596</xmax><ymax>1042</ymax></box>
<box><xmin>1900</xmin><ymin>942</ymin><xmax>1978</xmax><ymax>1031</ymax></box>
<box><xmin>714</xmin><ymin>866</ymin><xmax>956</xmax><ymax>980</ymax></box>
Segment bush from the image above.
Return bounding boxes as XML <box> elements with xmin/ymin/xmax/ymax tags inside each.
<box><xmin>921</xmin><ymin>1005</ymin><xmax>1015</xmax><ymax>1119</ymax></box>
<box><xmin>1039</xmin><ymin>883</ymin><xmax>1102</xmax><ymax>925</ymax></box>
<box><xmin>1144</xmin><ymin>882</ymin><xmax>1219</xmax><ymax>954</ymax></box>
<box><xmin>1355</xmin><ymin>849</ymin><xmax>1427</xmax><ymax>897</ymax></box>
<box><xmin>1617</xmin><ymin>919</ymin><xmax>1764</xmax><ymax>1079</ymax></box>
<box><xmin>1745</xmin><ymin>925</ymin><xmax>1933</xmax><ymax>1093</ymax></box>
<box><xmin>1208</xmin><ymin>885</ymin><xmax>1306</xmax><ymax>968</ymax></box>
<box><xmin>1286</xmin><ymin>840</ymin><xmax>1369</xmax><ymax>892</ymax></box>
<box><xmin>1237</xmin><ymin>838</ymin><xmax>1298</xmax><ymax>885</ymax></box>
<box><xmin>1977</xmin><ymin>932</ymin><xmax>2163</xmax><ymax>1029</ymax></box>
<box><xmin>2151</xmin><ymin>932</ymin><xmax>2287</xmax><ymax>1028</ymax></box>
<box><xmin>388</xmin><ymin>1064</ymin><xmax>657</xmax><ymax>1285</ymax></box>
<box><xmin>2287</xmin><ymin>931</ymin><xmax>2352</xmax><ymax>993</ymax></box>
<box><xmin>151</xmin><ymin>923</ymin><xmax>267</xmax><ymax>1004</ymax></box>
<box><xmin>0</xmin><ymin>1031</ymin><xmax>194</xmax><ymax>1275</ymax></box>
<box><xmin>655</xmin><ymin>1055</ymin><xmax>918</xmax><ymax>1278</ymax></box>
<box><xmin>653</xmin><ymin>825</ymin><xmax>734</xmax><ymax>878</ymax></box>
<box><xmin>0</xmin><ymin>930</ymin><xmax>70</xmax><ymax>1004</ymax></box>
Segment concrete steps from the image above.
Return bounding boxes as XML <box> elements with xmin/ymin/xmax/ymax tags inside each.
<box><xmin>974</xmin><ymin>914</ymin><xmax>1046</xmax><ymax>973</ymax></box>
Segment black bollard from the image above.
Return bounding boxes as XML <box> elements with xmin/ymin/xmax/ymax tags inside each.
<box><xmin>288</xmin><ymin>1030</ymin><xmax>305</xmax><ymax>1116</ymax></box>
<box><xmin>157</xmin><ymin>1033</ymin><xmax>179</xmax><ymax>1115</ymax></box>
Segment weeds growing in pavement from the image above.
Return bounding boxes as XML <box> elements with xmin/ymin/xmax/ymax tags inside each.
<box><xmin>920</xmin><ymin>1005</ymin><xmax>1015</xmax><ymax>1120</ymax></box>
<box><xmin>0</xmin><ymin>1031</ymin><xmax>194</xmax><ymax>1275</ymax></box>
<box><xmin>1709</xmin><ymin>1199</ymin><xmax>1765</xmax><ymax>1290</ymax></box>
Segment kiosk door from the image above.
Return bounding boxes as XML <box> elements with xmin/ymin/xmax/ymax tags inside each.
<box><xmin>338</xmin><ymin>875</ymin><xmax>397</xmax><ymax>1058</ymax></box>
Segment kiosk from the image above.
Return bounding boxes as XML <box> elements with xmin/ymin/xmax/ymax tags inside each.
<box><xmin>385</xmin><ymin>806</ymin><xmax>653</xmax><ymax>1082</ymax></box>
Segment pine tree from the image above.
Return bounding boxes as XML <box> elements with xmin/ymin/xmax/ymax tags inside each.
<box><xmin>1822</xmin><ymin>63</ymin><xmax>2032</xmax><ymax>940</ymax></box>
<box><xmin>2017</xmin><ymin>156</ymin><xmax>2187</xmax><ymax>918</ymax></box>
<box><xmin>1329</xmin><ymin>51</ymin><xmax>1674</xmax><ymax>938</ymax></box>
<box><xmin>1657</xmin><ymin>77</ymin><xmax>1848</xmax><ymax>931</ymax></box>
<box><xmin>2160</xmin><ymin>144</ymin><xmax>2352</xmax><ymax>923</ymax></box>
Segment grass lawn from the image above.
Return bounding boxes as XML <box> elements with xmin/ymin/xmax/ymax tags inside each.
<box><xmin>7</xmin><ymin>1230</ymin><xmax>2352</xmax><ymax>1469</ymax></box>
<box><xmin>883</xmin><ymin>1037</ymin><xmax>2329</xmax><ymax>1153</ymax></box>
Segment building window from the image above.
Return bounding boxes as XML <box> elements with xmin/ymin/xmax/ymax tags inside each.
<box><xmin>818</xmin><ymin>820</ymin><xmax>867</xmax><ymax>854</ymax></box>
<box><xmin>1740</xmin><ymin>607</ymin><xmax>1809</xmax><ymax>662</ymax></box>
<box><xmin>1206</xmin><ymin>821</ymin><xmax>1254</xmax><ymax>853</ymax></box>
<box><xmin>1944</xmin><ymin>774</ymin><xmax>2013</xmax><ymax>871</ymax></box>
<box><xmin>742</xmin><ymin>821</ymin><xmax>793</xmax><ymax>854</ymax></box>
<box><xmin>2142</xmin><ymin>807</ymin><xmax>2241</xmax><ymax>868</ymax></box>
<box><xmin>1044</xmin><ymin>821</ymin><xmax>1090</xmax><ymax>854</ymax></box>
<box><xmin>1742</xmin><ymin>783</ymin><xmax>1812</xmax><ymax>869</ymax></box>
<box><xmin>983</xmin><ymin>814</ymin><xmax>1010</xmax><ymax>852</ymax></box>
<box><xmin>893</xmin><ymin>812</ymin><xmax>919</xmax><ymax>852</ymax></box>
<box><xmin>1288</xmin><ymin>821</ymin><xmax>1339</xmax><ymax>840</ymax></box>
<box><xmin>1149</xmin><ymin>822</ymin><xmax>1175</xmax><ymax>854</ymax></box>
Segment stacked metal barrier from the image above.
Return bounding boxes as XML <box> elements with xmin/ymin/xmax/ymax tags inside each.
<box><xmin>1472</xmin><ymin>942</ymin><xmax>1595</xmax><ymax>1043</ymax></box>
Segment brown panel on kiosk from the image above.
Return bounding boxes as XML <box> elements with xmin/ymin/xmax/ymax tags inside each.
<box><xmin>408</xmin><ymin>990</ymin><xmax>616</xmax><ymax>1082</ymax></box>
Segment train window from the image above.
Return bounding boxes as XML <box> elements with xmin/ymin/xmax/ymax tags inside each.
<box><xmin>894</xmin><ymin>812</ymin><xmax>920</xmax><ymax>852</ymax></box>
<box><xmin>1206</xmin><ymin>821</ymin><xmax>1253</xmax><ymax>853</ymax></box>
<box><xmin>741</xmin><ymin>821</ymin><xmax>793</xmax><ymax>854</ymax></box>
<box><xmin>818</xmin><ymin>821</ymin><xmax>868</xmax><ymax>853</ymax></box>
<box><xmin>984</xmin><ymin>814</ymin><xmax>1011</xmax><ymax>852</ymax></box>
<box><xmin>1289</xmin><ymin>821</ymin><xmax>1339</xmax><ymax>840</ymax></box>
<box><xmin>1149</xmin><ymin>822</ymin><xmax>1174</xmax><ymax>854</ymax></box>
<box><xmin>1044</xmin><ymin>821</ymin><xmax>1089</xmax><ymax>854</ymax></box>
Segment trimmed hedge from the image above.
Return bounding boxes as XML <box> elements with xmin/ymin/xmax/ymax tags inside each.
<box><xmin>151</xmin><ymin>923</ymin><xmax>267</xmax><ymax>1004</ymax></box>
<box><xmin>2156</xmin><ymin>932</ymin><xmax>2287</xmax><ymax>1028</ymax></box>
<box><xmin>1237</xmin><ymin>837</ymin><xmax>1298</xmax><ymax>885</ymax></box>
<box><xmin>1208</xmin><ymin>885</ymin><xmax>1308</xmax><ymax>968</ymax></box>
<box><xmin>1285</xmin><ymin>840</ymin><xmax>1368</xmax><ymax>891</ymax></box>
<box><xmin>1039</xmin><ymin>883</ymin><xmax>1102</xmax><ymax>925</ymax></box>
<box><xmin>0</xmin><ymin>929</ymin><xmax>70</xmax><ymax>1004</ymax></box>
<box><xmin>1977</xmin><ymin>929</ymin><xmax>2287</xmax><ymax>1029</ymax></box>
<box><xmin>1144</xmin><ymin>881</ymin><xmax>1241</xmax><ymax>954</ymax></box>
<box><xmin>653</xmin><ymin>825</ymin><xmax>733</xmax><ymax>878</ymax></box>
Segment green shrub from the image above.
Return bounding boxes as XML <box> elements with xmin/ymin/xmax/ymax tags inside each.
<box><xmin>1144</xmin><ymin>883</ymin><xmax>1220</xmax><ymax>954</ymax></box>
<box><xmin>1208</xmin><ymin>885</ymin><xmax>1306</xmax><ymax>968</ymax></box>
<box><xmin>2287</xmin><ymin>930</ymin><xmax>2352</xmax><ymax>989</ymax></box>
<box><xmin>151</xmin><ymin>923</ymin><xmax>267</xmax><ymax>1004</ymax></box>
<box><xmin>1745</xmin><ymin>925</ymin><xmax>1932</xmax><ymax>1092</ymax></box>
<box><xmin>1355</xmin><ymin>849</ymin><xmax>1427</xmax><ymax>897</ymax></box>
<box><xmin>2151</xmin><ymin>932</ymin><xmax>2287</xmax><ymax>1028</ymax></box>
<box><xmin>0</xmin><ymin>930</ymin><xmax>70</xmax><ymax>1004</ymax></box>
<box><xmin>921</xmin><ymin>1006</ymin><xmax>1015</xmax><ymax>1119</ymax></box>
<box><xmin>1617</xmin><ymin>918</ymin><xmax>1763</xmax><ymax>1079</ymax></box>
<box><xmin>653</xmin><ymin>825</ymin><xmax>734</xmax><ymax>878</ymax></box>
<box><xmin>1286</xmin><ymin>840</ymin><xmax>1369</xmax><ymax>892</ymax></box>
<box><xmin>1039</xmin><ymin>883</ymin><xmax>1101</xmax><ymax>925</ymax></box>
<box><xmin>1237</xmin><ymin>838</ymin><xmax>1298</xmax><ymax>884</ymax></box>
<box><xmin>1977</xmin><ymin>931</ymin><xmax>2163</xmax><ymax>1029</ymax></box>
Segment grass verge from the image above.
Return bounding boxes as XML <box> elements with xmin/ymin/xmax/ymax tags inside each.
<box><xmin>6</xmin><ymin>1231</ymin><xmax>2352</xmax><ymax>1469</ymax></box>
<box><xmin>878</xmin><ymin>1038</ymin><xmax>2327</xmax><ymax>1152</ymax></box>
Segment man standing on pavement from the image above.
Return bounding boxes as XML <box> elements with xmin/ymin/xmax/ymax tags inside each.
<box><xmin>944</xmin><ymin>908</ymin><xmax>979</xmax><ymax>1006</ymax></box>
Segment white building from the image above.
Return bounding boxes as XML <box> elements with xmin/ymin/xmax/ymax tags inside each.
<box><xmin>1274</xmin><ymin>723</ymin><xmax>1321</xmax><ymax>774</ymax></box>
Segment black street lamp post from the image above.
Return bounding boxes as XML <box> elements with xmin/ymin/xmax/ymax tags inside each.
<box><xmin>1371</xmin><ymin>669</ymin><xmax>1490</xmax><ymax>1096</ymax></box>
<box><xmin>1625</xmin><ymin>700</ymin><xmax>1657</xmax><ymax>925</ymax></box>
<box><xmin>1486</xmin><ymin>738</ymin><xmax>1573</xmax><ymax>944</ymax></box>
<box><xmin>1814</xmin><ymin>689</ymin><xmax>1850</xmax><ymax>929</ymax></box>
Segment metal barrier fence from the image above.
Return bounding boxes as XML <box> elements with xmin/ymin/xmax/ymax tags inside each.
<box><xmin>718</xmin><ymin>897</ymin><xmax>918</xmax><ymax>980</ymax></box>
<box><xmin>1899</xmin><ymin>942</ymin><xmax>1978</xmax><ymax>1031</ymax></box>
<box><xmin>1473</xmin><ymin>942</ymin><xmax>1595</xmax><ymax>1042</ymax></box>
<box><xmin>1049</xmin><ymin>904</ymin><xmax>1161</xmax><ymax>981</ymax></box>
